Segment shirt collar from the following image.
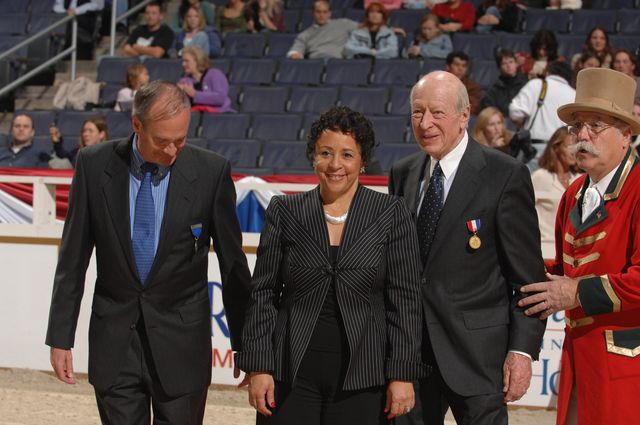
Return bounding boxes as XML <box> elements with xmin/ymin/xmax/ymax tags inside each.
<box><xmin>130</xmin><ymin>134</ymin><xmax>170</xmax><ymax>185</ymax></box>
<box><xmin>590</xmin><ymin>163</ymin><xmax>619</xmax><ymax>197</ymax></box>
<box><xmin>429</xmin><ymin>131</ymin><xmax>468</xmax><ymax>179</ymax></box>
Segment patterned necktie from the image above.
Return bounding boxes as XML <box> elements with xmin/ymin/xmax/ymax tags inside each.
<box><xmin>416</xmin><ymin>162</ymin><xmax>444</xmax><ymax>265</ymax></box>
<box><xmin>581</xmin><ymin>186</ymin><xmax>601</xmax><ymax>223</ymax></box>
<box><xmin>132</xmin><ymin>163</ymin><xmax>157</xmax><ymax>284</ymax></box>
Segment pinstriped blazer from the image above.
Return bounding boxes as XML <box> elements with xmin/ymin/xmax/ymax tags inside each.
<box><xmin>235</xmin><ymin>185</ymin><xmax>426</xmax><ymax>390</ymax></box>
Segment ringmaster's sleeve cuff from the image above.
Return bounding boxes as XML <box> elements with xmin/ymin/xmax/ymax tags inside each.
<box><xmin>578</xmin><ymin>275</ymin><xmax>622</xmax><ymax>316</ymax></box>
<box><xmin>385</xmin><ymin>359</ymin><xmax>430</xmax><ymax>381</ymax></box>
<box><xmin>234</xmin><ymin>351</ymin><xmax>274</xmax><ymax>373</ymax></box>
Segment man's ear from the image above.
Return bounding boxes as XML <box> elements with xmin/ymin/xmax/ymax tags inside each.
<box><xmin>132</xmin><ymin>115</ymin><xmax>141</xmax><ymax>134</ymax></box>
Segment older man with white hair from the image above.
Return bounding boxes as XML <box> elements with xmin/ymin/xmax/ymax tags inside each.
<box><xmin>520</xmin><ymin>67</ymin><xmax>640</xmax><ymax>425</ymax></box>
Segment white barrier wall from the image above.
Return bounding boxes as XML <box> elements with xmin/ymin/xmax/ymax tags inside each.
<box><xmin>0</xmin><ymin>240</ymin><xmax>561</xmax><ymax>408</ymax></box>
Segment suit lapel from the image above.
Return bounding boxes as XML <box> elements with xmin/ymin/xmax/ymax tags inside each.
<box><xmin>425</xmin><ymin>140</ymin><xmax>485</xmax><ymax>271</ymax></box>
<box><xmin>405</xmin><ymin>154</ymin><xmax>429</xmax><ymax>214</ymax></box>
<box><xmin>102</xmin><ymin>137</ymin><xmax>138</xmax><ymax>278</ymax></box>
<box><xmin>146</xmin><ymin>146</ymin><xmax>197</xmax><ymax>285</ymax></box>
<box><xmin>337</xmin><ymin>185</ymin><xmax>365</xmax><ymax>257</ymax></box>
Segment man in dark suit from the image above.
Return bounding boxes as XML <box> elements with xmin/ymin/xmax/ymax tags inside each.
<box><xmin>46</xmin><ymin>80</ymin><xmax>251</xmax><ymax>424</ymax></box>
<box><xmin>389</xmin><ymin>71</ymin><xmax>546</xmax><ymax>424</ymax></box>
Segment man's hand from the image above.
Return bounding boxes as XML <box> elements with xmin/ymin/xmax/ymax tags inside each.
<box><xmin>50</xmin><ymin>347</ymin><xmax>76</xmax><ymax>384</ymax></box>
<box><xmin>288</xmin><ymin>52</ymin><xmax>303</xmax><ymax>60</ymax></box>
<box><xmin>248</xmin><ymin>372</ymin><xmax>275</xmax><ymax>417</ymax></box>
<box><xmin>519</xmin><ymin>273</ymin><xmax>580</xmax><ymax>320</ymax></box>
<box><xmin>502</xmin><ymin>352</ymin><xmax>531</xmax><ymax>403</ymax></box>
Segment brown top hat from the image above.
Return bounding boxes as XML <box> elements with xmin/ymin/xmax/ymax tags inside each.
<box><xmin>557</xmin><ymin>67</ymin><xmax>640</xmax><ymax>135</ymax></box>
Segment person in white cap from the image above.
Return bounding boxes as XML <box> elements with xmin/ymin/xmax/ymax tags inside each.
<box><xmin>519</xmin><ymin>67</ymin><xmax>640</xmax><ymax>425</ymax></box>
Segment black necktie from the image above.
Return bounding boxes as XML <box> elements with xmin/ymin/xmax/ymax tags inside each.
<box><xmin>416</xmin><ymin>162</ymin><xmax>444</xmax><ymax>265</ymax></box>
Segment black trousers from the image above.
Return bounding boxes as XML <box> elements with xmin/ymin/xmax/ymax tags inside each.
<box><xmin>257</xmin><ymin>349</ymin><xmax>387</xmax><ymax>425</ymax></box>
<box><xmin>94</xmin><ymin>319</ymin><xmax>208</xmax><ymax>425</ymax></box>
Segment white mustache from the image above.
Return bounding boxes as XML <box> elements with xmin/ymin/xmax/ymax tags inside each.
<box><xmin>567</xmin><ymin>141</ymin><xmax>600</xmax><ymax>156</ymax></box>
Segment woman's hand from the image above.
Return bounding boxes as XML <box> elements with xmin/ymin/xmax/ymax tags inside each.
<box><xmin>247</xmin><ymin>372</ymin><xmax>276</xmax><ymax>417</ymax></box>
<box><xmin>50</xmin><ymin>124</ymin><xmax>61</xmax><ymax>143</ymax></box>
<box><xmin>177</xmin><ymin>82</ymin><xmax>195</xmax><ymax>98</ymax></box>
<box><xmin>408</xmin><ymin>45</ymin><xmax>421</xmax><ymax>57</ymax></box>
<box><xmin>384</xmin><ymin>380</ymin><xmax>415</xmax><ymax>420</ymax></box>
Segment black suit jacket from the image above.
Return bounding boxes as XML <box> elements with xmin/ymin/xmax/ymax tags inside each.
<box><xmin>389</xmin><ymin>139</ymin><xmax>546</xmax><ymax>397</ymax></box>
<box><xmin>46</xmin><ymin>137</ymin><xmax>251</xmax><ymax>396</ymax></box>
<box><xmin>236</xmin><ymin>185</ymin><xmax>426</xmax><ymax>390</ymax></box>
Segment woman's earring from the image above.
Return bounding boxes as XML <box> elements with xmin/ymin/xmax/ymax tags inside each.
<box><xmin>360</xmin><ymin>166</ymin><xmax>366</xmax><ymax>174</ymax></box>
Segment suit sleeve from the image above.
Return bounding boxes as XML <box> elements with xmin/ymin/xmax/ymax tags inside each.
<box><xmin>384</xmin><ymin>200</ymin><xmax>427</xmax><ymax>380</ymax></box>
<box><xmin>234</xmin><ymin>198</ymin><xmax>283</xmax><ymax>373</ymax></box>
<box><xmin>210</xmin><ymin>160</ymin><xmax>252</xmax><ymax>352</ymax></box>
<box><xmin>45</xmin><ymin>150</ymin><xmax>95</xmax><ymax>349</ymax></box>
<box><xmin>577</xmin><ymin>199</ymin><xmax>640</xmax><ymax>316</ymax></box>
<box><xmin>496</xmin><ymin>162</ymin><xmax>547</xmax><ymax>359</ymax></box>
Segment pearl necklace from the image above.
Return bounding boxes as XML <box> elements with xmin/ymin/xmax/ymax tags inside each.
<box><xmin>324</xmin><ymin>210</ymin><xmax>348</xmax><ymax>225</ymax></box>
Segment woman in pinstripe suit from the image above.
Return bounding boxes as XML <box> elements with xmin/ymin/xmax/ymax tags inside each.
<box><xmin>235</xmin><ymin>107</ymin><xmax>426</xmax><ymax>425</ymax></box>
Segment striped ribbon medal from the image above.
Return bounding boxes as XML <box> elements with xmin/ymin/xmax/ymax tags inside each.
<box><xmin>466</xmin><ymin>219</ymin><xmax>481</xmax><ymax>250</ymax></box>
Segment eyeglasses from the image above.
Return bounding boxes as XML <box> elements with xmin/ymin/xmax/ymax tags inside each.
<box><xmin>567</xmin><ymin>121</ymin><xmax>614</xmax><ymax>138</ymax></box>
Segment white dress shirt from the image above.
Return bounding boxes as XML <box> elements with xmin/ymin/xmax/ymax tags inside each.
<box><xmin>53</xmin><ymin>0</ymin><xmax>104</xmax><ymax>16</ymax></box>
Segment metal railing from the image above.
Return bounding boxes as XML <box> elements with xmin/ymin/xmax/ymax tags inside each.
<box><xmin>0</xmin><ymin>15</ymin><xmax>77</xmax><ymax>99</ymax></box>
<box><xmin>109</xmin><ymin>0</ymin><xmax>153</xmax><ymax>56</ymax></box>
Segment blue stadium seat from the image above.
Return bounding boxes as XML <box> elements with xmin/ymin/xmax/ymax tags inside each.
<box><xmin>288</xmin><ymin>86</ymin><xmax>339</xmax><ymax>113</ymax></box>
<box><xmin>591</xmin><ymin>0</ymin><xmax>633</xmax><ymax>7</ymax></box>
<box><xmin>286</xmin><ymin>0</ymin><xmax>315</xmax><ymax>9</ymax></box>
<box><xmin>28</xmin><ymin>13</ymin><xmax>65</xmax><ymax>34</ymax></box>
<box><xmin>282</xmin><ymin>10</ymin><xmax>300</xmax><ymax>33</ymax></box>
<box><xmin>106</xmin><ymin>111</ymin><xmax>133</xmax><ymax>138</ymax></box>
<box><xmin>368</xmin><ymin>115</ymin><xmax>408</xmax><ymax>144</ymax></box>
<box><xmin>388</xmin><ymin>9</ymin><xmax>423</xmax><ymax>37</ymax></box>
<box><xmin>249</xmin><ymin>113</ymin><xmax>303</xmax><ymax>141</ymax></box>
<box><xmin>556</xmin><ymin>34</ymin><xmax>585</xmax><ymax>60</ymax></box>
<box><xmin>30</xmin><ymin>0</ymin><xmax>55</xmax><ymax>13</ymax></box>
<box><xmin>470</xmin><ymin>59</ymin><xmax>500</xmax><ymax>90</ymax></box>
<box><xmin>267</xmin><ymin>33</ymin><xmax>297</xmax><ymax>56</ymax></box>
<box><xmin>300</xmin><ymin>112</ymin><xmax>320</xmax><ymax>140</ymax></box>
<box><xmin>375</xmin><ymin>143</ymin><xmax>421</xmax><ymax>172</ymax></box>
<box><xmin>421</xmin><ymin>58</ymin><xmax>446</xmax><ymax>75</ymax></box>
<box><xmin>16</xmin><ymin>110</ymin><xmax>56</xmax><ymax>136</ymax></box>
<box><xmin>370</xmin><ymin>59</ymin><xmax>421</xmax><ymax>86</ymax></box>
<box><xmin>57</xmin><ymin>111</ymin><xmax>103</xmax><ymax>138</ymax></box>
<box><xmin>0</xmin><ymin>14</ymin><xmax>28</xmax><ymax>35</ymax></box>
<box><xmin>344</xmin><ymin>9</ymin><xmax>365</xmax><ymax>23</ymax></box>
<box><xmin>201</xmin><ymin>113</ymin><xmax>251</xmax><ymax>139</ymax></box>
<box><xmin>97</xmin><ymin>57</ymin><xmax>139</xmax><ymax>84</ymax></box>
<box><xmin>229</xmin><ymin>58</ymin><xmax>276</xmax><ymax>85</ymax></box>
<box><xmin>228</xmin><ymin>84</ymin><xmax>241</xmax><ymax>110</ymax></box>
<box><xmin>261</xmin><ymin>140</ymin><xmax>310</xmax><ymax>173</ymax></box>
<box><xmin>339</xmin><ymin>86</ymin><xmax>389</xmax><ymax>116</ymax></box>
<box><xmin>187</xmin><ymin>138</ymin><xmax>208</xmax><ymax>149</ymax></box>
<box><xmin>0</xmin><ymin>2</ymin><xmax>27</xmax><ymax>12</ymax></box>
<box><xmin>240</xmin><ymin>86</ymin><xmax>289</xmax><ymax>113</ymax></box>
<box><xmin>188</xmin><ymin>111</ymin><xmax>201</xmax><ymax>137</ymax></box>
<box><xmin>388</xmin><ymin>86</ymin><xmax>411</xmax><ymax>116</ymax></box>
<box><xmin>144</xmin><ymin>58</ymin><xmax>183</xmax><ymax>83</ymax></box>
<box><xmin>324</xmin><ymin>58</ymin><xmax>371</xmax><ymax>86</ymax></box>
<box><xmin>0</xmin><ymin>36</ymin><xmax>27</xmax><ymax>58</ymax></box>
<box><xmin>31</xmin><ymin>136</ymin><xmax>53</xmax><ymax>155</ymax></box>
<box><xmin>453</xmin><ymin>33</ymin><xmax>497</xmax><ymax>61</ymax></box>
<box><xmin>298</xmin><ymin>9</ymin><xmax>314</xmax><ymax>32</ymax></box>
<box><xmin>497</xmin><ymin>33</ymin><xmax>531</xmax><ymax>56</ymax></box>
<box><xmin>223</xmin><ymin>33</ymin><xmax>267</xmax><ymax>57</ymax></box>
<box><xmin>332</xmin><ymin>0</ymin><xmax>358</xmax><ymax>10</ymax></box>
<box><xmin>609</xmin><ymin>35</ymin><xmax>640</xmax><ymax>52</ymax></box>
<box><xmin>101</xmin><ymin>84</ymin><xmax>123</xmax><ymax>107</ymax></box>
<box><xmin>207</xmin><ymin>138</ymin><xmax>262</xmax><ymax>168</ymax></box>
<box><xmin>212</xmin><ymin>57</ymin><xmax>231</xmax><ymax>75</ymax></box>
<box><xmin>524</xmin><ymin>9</ymin><xmax>570</xmax><ymax>34</ymax></box>
<box><xmin>618</xmin><ymin>9</ymin><xmax>640</xmax><ymax>35</ymax></box>
<box><xmin>571</xmin><ymin>10</ymin><xmax>616</xmax><ymax>34</ymax></box>
<box><xmin>275</xmin><ymin>58</ymin><xmax>324</xmax><ymax>85</ymax></box>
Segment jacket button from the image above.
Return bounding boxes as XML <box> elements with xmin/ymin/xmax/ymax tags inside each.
<box><xmin>130</xmin><ymin>324</ymin><xmax>136</xmax><ymax>330</ymax></box>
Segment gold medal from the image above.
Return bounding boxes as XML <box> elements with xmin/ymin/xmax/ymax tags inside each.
<box><xmin>469</xmin><ymin>234</ymin><xmax>481</xmax><ymax>250</ymax></box>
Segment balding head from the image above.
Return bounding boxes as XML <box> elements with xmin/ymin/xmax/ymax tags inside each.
<box><xmin>410</xmin><ymin>71</ymin><xmax>470</xmax><ymax>160</ymax></box>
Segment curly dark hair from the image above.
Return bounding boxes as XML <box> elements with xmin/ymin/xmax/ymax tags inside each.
<box><xmin>530</xmin><ymin>29</ymin><xmax>558</xmax><ymax>61</ymax></box>
<box><xmin>306</xmin><ymin>106</ymin><xmax>376</xmax><ymax>165</ymax></box>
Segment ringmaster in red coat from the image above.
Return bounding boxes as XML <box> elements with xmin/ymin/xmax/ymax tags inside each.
<box><xmin>520</xmin><ymin>67</ymin><xmax>640</xmax><ymax>425</ymax></box>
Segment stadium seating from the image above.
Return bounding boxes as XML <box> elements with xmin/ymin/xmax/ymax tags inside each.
<box><xmin>261</xmin><ymin>140</ymin><xmax>310</xmax><ymax>173</ymax></box>
<box><xmin>370</xmin><ymin>59</ymin><xmax>421</xmax><ymax>87</ymax></box>
<box><xmin>56</xmin><ymin>111</ymin><xmax>102</xmax><ymax>138</ymax></box>
<box><xmin>275</xmin><ymin>58</ymin><xmax>324</xmax><ymax>85</ymax></box>
<box><xmin>618</xmin><ymin>9</ymin><xmax>640</xmax><ymax>35</ymax></box>
<box><xmin>453</xmin><ymin>33</ymin><xmax>498</xmax><ymax>61</ymax></box>
<box><xmin>324</xmin><ymin>59</ymin><xmax>371</xmax><ymax>86</ymax></box>
<box><xmin>524</xmin><ymin>9</ymin><xmax>570</xmax><ymax>34</ymax></box>
<box><xmin>0</xmin><ymin>14</ymin><xmax>29</xmax><ymax>35</ymax></box>
<box><xmin>105</xmin><ymin>111</ymin><xmax>133</xmax><ymax>138</ymax></box>
<box><xmin>470</xmin><ymin>59</ymin><xmax>500</xmax><ymax>90</ymax></box>
<box><xmin>375</xmin><ymin>143</ymin><xmax>421</xmax><ymax>172</ymax></box>
<box><xmin>229</xmin><ymin>58</ymin><xmax>277</xmax><ymax>85</ymax></box>
<box><xmin>16</xmin><ymin>110</ymin><xmax>55</xmax><ymax>136</ymax></box>
<box><xmin>144</xmin><ymin>58</ymin><xmax>183</xmax><ymax>83</ymax></box>
<box><xmin>97</xmin><ymin>57</ymin><xmax>139</xmax><ymax>85</ymax></box>
<box><xmin>223</xmin><ymin>33</ymin><xmax>267</xmax><ymax>57</ymax></box>
<box><xmin>388</xmin><ymin>9</ymin><xmax>423</xmax><ymax>37</ymax></box>
<box><xmin>208</xmin><ymin>138</ymin><xmax>262</xmax><ymax>168</ymax></box>
<box><xmin>339</xmin><ymin>86</ymin><xmax>389</xmax><ymax>116</ymax></box>
<box><xmin>287</xmin><ymin>86</ymin><xmax>339</xmax><ymax>113</ymax></box>
<box><xmin>249</xmin><ymin>113</ymin><xmax>303</xmax><ymax>141</ymax></box>
<box><xmin>367</xmin><ymin>115</ymin><xmax>408</xmax><ymax>144</ymax></box>
<box><xmin>571</xmin><ymin>10</ymin><xmax>616</xmax><ymax>34</ymax></box>
<box><xmin>201</xmin><ymin>113</ymin><xmax>251</xmax><ymax>139</ymax></box>
<box><xmin>387</xmin><ymin>86</ymin><xmax>411</xmax><ymax>116</ymax></box>
<box><xmin>266</xmin><ymin>33</ymin><xmax>297</xmax><ymax>57</ymax></box>
<box><xmin>240</xmin><ymin>86</ymin><xmax>289</xmax><ymax>113</ymax></box>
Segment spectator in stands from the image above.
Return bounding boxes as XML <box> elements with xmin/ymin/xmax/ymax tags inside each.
<box><xmin>53</xmin><ymin>0</ymin><xmax>104</xmax><ymax>60</ymax></box>
<box><xmin>344</xmin><ymin>2</ymin><xmax>398</xmax><ymax>60</ymax></box>
<box><xmin>475</xmin><ymin>0</ymin><xmax>521</xmax><ymax>33</ymax></box>
<box><xmin>245</xmin><ymin>0</ymin><xmax>286</xmax><ymax>32</ymax></box>
<box><xmin>571</xmin><ymin>27</ymin><xmax>613</xmax><ymax>70</ymax></box>
<box><xmin>407</xmin><ymin>14</ymin><xmax>452</xmax><ymax>59</ymax></box>
<box><xmin>177</xmin><ymin>46</ymin><xmax>233</xmax><ymax>113</ymax></box>
<box><xmin>430</xmin><ymin>0</ymin><xmax>476</xmax><ymax>33</ymax></box>
<box><xmin>170</xmin><ymin>0</ymin><xmax>216</xmax><ymax>32</ymax></box>
<box><xmin>174</xmin><ymin>5</ymin><xmax>212</xmax><ymax>57</ymax></box>
<box><xmin>611</xmin><ymin>48</ymin><xmax>640</xmax><ymax>99</ymax></box>
<box><xmin>287</xmin><ymin>0</ymin><xmax>358</xmax><ymax>59</ymax></box>
<box><xmin>365</xmin><ymin>0</ymin><xmax>402</xmax><ymax>9</ymax></box>
<box><xmin>516</xmin><ymin>29</ymin><xmax>561</xmax><ymax>79</ymax></box>
<box><xmin>0</xmin><ymin>115</ymin><xmax>48</xmax><ymax>169</ymax></box>
<box><xmin>472</xmin><ymin>106</ymin><xmax>536</xmax><ymax>164</ymax></box>
<box><xmin>446</xmin><ymin>51</ymin><xmax>481</xmax><ymax>115</ymax></box>
<box><xmin>530</xmin><ymin>126</ymin><xmax>579</xmax><ymax>259</ymax></box>
<box><xmin>49</xmin><ymin>117</ymin><xmax>109</xmax><ymax>167</ymax></box>
<box><xmin>123</xmin><ymin>2</ymin><xmax>175</xmax><ymax>59</ymax></box>
<box><xmin>214</xmin><ymin>0</ymin><xmax>248</xmax><ymax>36</ymax></box>
<box><xmin>115</xmin><ymin>64</ymin><xmax>150</xmax><ymax>112</ymax></box>
<box><xmin>481</xmin><ymin>49</ymin><xmax>528</xmax><ymax>118</ymax></box>
<box><xmin>509</xmin><ymin>60</ymin><xmax>575</xmax><ymax>143</ymax></box>
<box><xmin>572</xmin><ymin>51</ymin><xmax>602</xmax><ymax>87</ymax></box>
<box><xmin>547</xmin><ymin>0</ymin><xmax>582</xmax><ymax>9</ymax></box>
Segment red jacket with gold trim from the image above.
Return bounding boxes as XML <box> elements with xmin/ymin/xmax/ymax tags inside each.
<box><xmin>551</xmin><ymin>148</ymin><xmax>640</xmax><ymax>425</ymax></box>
